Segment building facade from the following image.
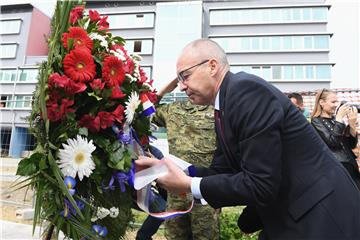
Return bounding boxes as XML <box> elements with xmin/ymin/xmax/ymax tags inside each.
<box><xmin>0</xmin><ymin>3</ymin><xmax>50</xmax><ymax>157</ymax></box>
<box><xmin>1</xmin><ymin>0</ymin><xmax>358</xmax><ymax>157</ymax></box>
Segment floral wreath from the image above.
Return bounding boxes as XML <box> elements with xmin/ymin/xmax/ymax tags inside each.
<box><xmin>16</xmin><ymin>1</ymin><xmax>157</xmax><ymax>239</ymax></box>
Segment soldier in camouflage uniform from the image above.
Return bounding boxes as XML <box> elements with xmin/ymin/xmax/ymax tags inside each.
<box><xmin>152</xmin><ymin>100</ymin><xmax>219</xmax><ymax>240</ymax></box>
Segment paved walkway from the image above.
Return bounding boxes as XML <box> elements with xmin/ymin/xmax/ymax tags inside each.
<box><xmin>0</xmin><ymin>220</ymin><xmax>41</xmax><ymax>239</ymax></box>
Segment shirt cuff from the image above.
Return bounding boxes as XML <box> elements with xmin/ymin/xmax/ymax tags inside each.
<box><xmin>191</xmin><ymin>177</ymin><xmax>203</xmax><ymax>199</ymax></box>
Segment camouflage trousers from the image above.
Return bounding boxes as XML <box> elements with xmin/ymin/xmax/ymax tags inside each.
<box><xmin>165</xmin><ymin>193</ymin><xmax>219</xmax><ymax>240</ymax></box>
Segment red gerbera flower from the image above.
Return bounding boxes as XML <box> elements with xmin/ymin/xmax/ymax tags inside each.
<box><xmin>102</xmin><ymin>56</ymin><xmax>125</xmax><ymax>87</ymax></box>
<box><xmin>62</xmin><ymin>27</ymin><xmax>93</xmax><ymax>51</ymax></box>
<box><xmin>69</xmin><ymin>5</ymin><xmax>84</xmax><ymax>24</ymax></box>
<box><xmin>63</xmin><ymin>48</ymin><xmax>96</xmax><ymax>82</ymax></box>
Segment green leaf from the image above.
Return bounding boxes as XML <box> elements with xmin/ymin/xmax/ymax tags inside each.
<box><xmin>16</xmin><ymin>152</ymin><xmax>46</xmax><ymax>176</ymax></box>
<box><xmin>78</xmin><ymin>127</ymin><xmax>88</xmax><ymax>137</ymax></box>
<box><xmin>109</xmin><ymin>141</ymin><xmax>124</xmax><ymax>164</ymax></box>
<box><xmin>87</xmin><ymin>91</ymin><xmax>103</xmax><ymax>101</ymax></box>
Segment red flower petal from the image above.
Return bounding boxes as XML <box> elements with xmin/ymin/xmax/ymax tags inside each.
<box><xmin>62</xmin><ymin>27</ymin><xmax>93</xmax><ymax>51</ymax></box>
<box><xmin>102</xmin><ymin>56</ymin><xmax>125</xmax><ymax>87</ymax></box>
<box><xmin>63</xmin><ymin>48</ymin><xmax>96</xmax><ymax>82</ymax></box>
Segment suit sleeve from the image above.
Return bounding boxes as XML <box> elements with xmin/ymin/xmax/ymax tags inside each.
<box><xmin>200</xmin><ymin>79</ymin><xmax>284</xmax><ymax>208</ymax></box>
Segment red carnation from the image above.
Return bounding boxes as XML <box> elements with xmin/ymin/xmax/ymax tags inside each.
<box><xmin>78</xmin><ymin>114</ymin><xmax>100</xmax><ymax>133</ymax></box>
<box><xmin>97</xmin><ymin>111</ymin><xmax>115</xmax><ymax>130</ymax></box>
<box><xmin>46</xmin><ymin>99</ymin><xmax>74</xmax><ymax>122</ymax></box>
<box><xmin>65</xmin><ymin>80</ymin><xmax>87</xmax><ymax>95</ymax></box>
<box><xmin>48</xmin><ymin>73</ymin><xmax>70</xmax><ymax>89</ymax></box>
<box><xmin>89</xmin><ymin>10</ymin><xmax>101</xmax><ymax>22</ymax></box>
<box><xmin>102</xmin><ymin>56</ymin><xmax>125</xmax><ymax>87</ymax></box>
<box><xmin>63</xmin><ymin>48</ymin><xmax>96</xmax><ymax>82</ymax></box>
<box><xmin>138</xmin><ymin>67</ymin><xmax>148</xmax><ymax>84</ymax></box>
<box><xmin>112</xmin><ymin>104</ymin><xmax>125</xmax><ymax>123</ymax></box>
<box><xmin>69</xmin><ymin>5</ymin><xmax>84</xmax><ymax>24</ymax></box>
<box><xmin>62</xmin><ymin>27</ymin><xmax>93</xmax><ymax>51</ymax></box>
<box><xmin>124</xmin><ymin>58</ymin><xmax>135</xmax><ymax>74</ymax></box>
<box><xmin>90</xmin><ymin>78</ymin><xmax>105</xmax><ymax>91</ymax></box>
<box><xmin>98</xmin><ymin>16</ymin><xmax>109</xmax><ymax>31</ymax></box>
<box><xmin>111</xmin><ymin>87</ymin><xmax>126</xmax><ymax>99</ymax></box>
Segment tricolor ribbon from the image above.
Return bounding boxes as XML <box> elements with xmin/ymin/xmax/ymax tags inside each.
<box><xmin>134</xmin><ymin>154</ymin><xmax>196</xmax><ymax>219</ymax></box>
<box><xmin>111</xmin><ymin>124</ymin><xmax>195</xmax><ymax>220</ymax></box>
<box><xmin>140</xmin><ymin>94</ymin><xmax>156</xmax><ymax>117</ymax></box>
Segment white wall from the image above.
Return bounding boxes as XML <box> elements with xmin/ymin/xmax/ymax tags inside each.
<box><xmin>152</xmin><ymin>1</ymin><xmax>203</xmax><ymax>91</ymax></box>
<box><xmin>328</xmin><ymin>0</ymin><xmax>360</xmax><ymax>88</ymax></box>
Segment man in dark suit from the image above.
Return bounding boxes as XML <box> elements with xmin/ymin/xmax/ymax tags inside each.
<box><xmin>137</xmin><ymin>39</ymin><xmax>360</xmax><ymax>239</ymax></box>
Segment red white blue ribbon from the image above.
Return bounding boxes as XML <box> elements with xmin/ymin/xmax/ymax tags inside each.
<box><xmin>134</xmin><ymin>154</ymin><xmax>195</xmax><ymax>219</ymax></box>
<box><xmin>140</xmin><ymin>94</ymin><xmax>156</xmax><ymax>117</ymax></box>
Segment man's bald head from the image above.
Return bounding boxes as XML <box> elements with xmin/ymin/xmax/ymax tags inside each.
<box><xmin>178</xmin><ymin>39</ymin><xmax>229</xmax><ymax>67</ymax></box>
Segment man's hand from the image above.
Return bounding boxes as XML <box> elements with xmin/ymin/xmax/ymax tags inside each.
<box><xmin>136</xmin><ymin>156</ymin><xmax>192</xmax><ymax>194</ymax></box>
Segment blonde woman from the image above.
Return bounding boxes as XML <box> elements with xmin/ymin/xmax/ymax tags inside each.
<box><xmin>311</xmin><ymin>88</ymin><xmax>360</xmax><ymax>189</ymax></box>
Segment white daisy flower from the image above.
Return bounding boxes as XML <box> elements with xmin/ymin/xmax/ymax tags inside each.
<box><xmin>125</xmin><ymin>92</ymin><xmax>141</xmax><ymax>124</ymax></box>
<box><xmin>109</xmin><ymin>207</ymin><xmax>119</xmax><ymax>218</ymax></box>
<box><xmin>109</xmin><ymin>49</ymin><xmax>126</xmax><ymax>61</ymax></box>
<box><xmin>89</xmin><ymin>32</ymin><xmax>109</xmax><ymax>51</ymax></box>
<box><xmin>57</xmin><ymin>135</ymin><xmax>96</xmax><ymax>181</ymax></box>
<box><xmin>131</xmin><ymin>54</ymin><xmax>142</xmax><ymax>61</ymax></box>
<box><xmin>125</xmin><ymin>73</ymin><xmax>136</xmax><ymax>83</ymax></box>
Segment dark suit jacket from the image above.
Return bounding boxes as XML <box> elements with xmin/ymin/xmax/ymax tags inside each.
<box><xmin>195</xmin><ymin>72</ymin><xmax>360</xmax><ymax>239</ymax></box>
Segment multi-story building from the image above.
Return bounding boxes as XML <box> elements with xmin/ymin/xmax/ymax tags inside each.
<box><xmin>1</xmin><ymin>0</ymin><xmax>358</xmax><ymax>157</ymax></box>
<box><xmin>0</xmin><ymin>3</ymin><xmax>50</xmax><ymax>157</ymax></box>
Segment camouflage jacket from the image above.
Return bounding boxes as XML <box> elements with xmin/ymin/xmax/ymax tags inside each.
<box><xmin>153</xmin><ymin>100</ymin><xmax>216</xmax><ymax>167</ymax></box>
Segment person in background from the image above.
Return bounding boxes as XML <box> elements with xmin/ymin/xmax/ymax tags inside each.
<box><xmin>311</xmin><ymin>88</ymin><xmax>360</xmax><ymax>190</ymax></box>
<box><xmin>152</xmin><ymin>78</ymin><xmax>220</xmax><ymax>240</ymax></box>
<box><xmin>136</xmin><ymin>146</ymin><xmax>167</xmax><ymax>240</ymax></box>
<box><xmin>288</xmin><ymin>92</ymin><xmax>310</xmax><ymax>119</ymax></box>
<box><xmin>136</xmin><ymin>39</ymin><xmax>360</xmax><ymax>239</ymax></box>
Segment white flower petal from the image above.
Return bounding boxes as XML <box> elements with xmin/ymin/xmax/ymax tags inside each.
<box><xmin>57</xmin><ymin>135</ymin><xmax>96</xmax><ymax>181</ymax></box>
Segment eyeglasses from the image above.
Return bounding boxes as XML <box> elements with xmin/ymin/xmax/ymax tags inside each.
<box><xmin>177</xmin><ymin>60</ymin><xmax>209</xmax><ymax>83</ymax></box>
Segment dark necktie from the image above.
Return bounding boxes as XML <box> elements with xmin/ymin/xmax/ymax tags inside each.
<box><xmin>215</xmin><ymin>109</ymin><xmax>227</xmax><ymax>147</ymax></box>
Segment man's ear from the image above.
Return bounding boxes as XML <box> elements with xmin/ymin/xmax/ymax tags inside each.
<box><xmin>209</xmin><ymin>59</ymin><xmax>218</xmax><ymax>76</ymax></box>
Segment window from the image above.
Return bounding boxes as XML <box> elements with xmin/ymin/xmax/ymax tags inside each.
<box><xmin>316</xmin><ymin>65</ymin><xmax>331</xmax><ymax>79</ymax></box>
<box><xmin>313</xmin><ymin>7</ymin><xmax>327</xmax><ymax>21</ymax></box>
<box><xmin>19</xmin><ymin>69</ymin><xmax>38</xmax><ymax>82</ymax></box>
<box><xmin>0</xmin><ymin>127</ymin><xmax>12</xmax><ymax>157</ymax></box>
<box><xmin>0</xmin><ymin>95</ymin><xmax>12</xmax><ymax>108</ymax></box>
<box><xmin>314</xmin><ymin>36</ymin><xmax>329</xmax><ymax>49</ymax></box>
<box><xmin>1</xmin><ymin>95</ymin><xmax>32</xmax><ymax>109</ymax></box>
<box><xmin>0</xmin><ymin>19</ymin><xmax>21</xmax><ymax>34</ymax></box>
<box><xmin>0</xmin><ymin>44</ymin><xmax>18</xmax><ymax>58</ymax></box>
<box><xmin>107</xmin><ymin>13</ymin><xmax>155</xmax><ymax>29</ymax></box>
<box><xmin>209</xmin><ymin>7</ymin><xmax>328</xmax><ymax>25</ymax></box>
<box><xmin>125</xmin><ymin>39</ymin><xmax>153</xmax><ymax>54</ymax></box>
<box><xmin>231</xmin><ymin>65</ymin><xmax>331</xmax><ymax>81</ymax></box>
<box><xmin>0</xmin><ymin>69</ymin><xmax>17</xmax><ymax>81</ymax></box>
<box><xmin>211</xmin><ymin>35</ymin><xmax>329</xmax><ymax>52</ymax></box>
